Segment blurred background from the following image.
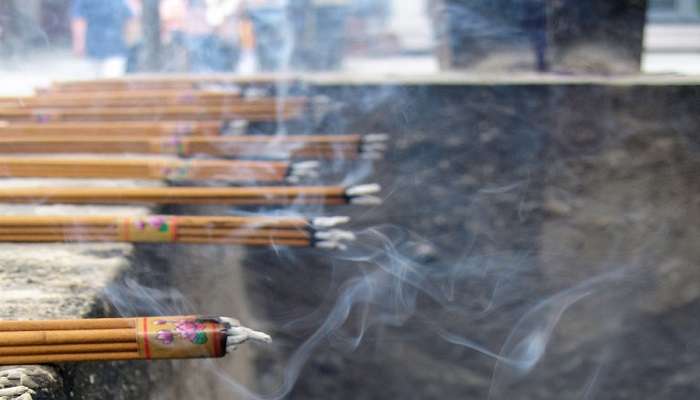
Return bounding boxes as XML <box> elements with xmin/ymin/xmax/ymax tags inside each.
<box><xmin>0</xmin><ymin>0</ymin><xmax>699</xmax><ymax>94</ymax></box>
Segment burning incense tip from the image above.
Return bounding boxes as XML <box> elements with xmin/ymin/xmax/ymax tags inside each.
<box><xmin>361</xmin><ymin>152</ymin><xmax>385</xmax><ymax>160</ymax></box>
<box><xmin>314</xmin><ymin>229</ymin><xmax>357</xmax><ymax>242</ymax></box>
<box><xmin>314</xmin><ymin>229</ymin><xmax>356</xmax><ymax>251</ymax></box>
<box><xmin>350</xmin><ymin>195</ymin><xmax>383</xmax><ymax>205</ymax></box>
<box><xmin>218</xmin><ymin>317</ymin><xmax>271</xmax><ymax>351</ymax></box>
<box><xmin>346</xmin><ymin>184</ymin><xmax>382</xmax><ymax>197</ymax></box>
<box><xmin>287</xmin><ymin>161</ymin><xmax>320</xmax><ymax>182</ymax></box>
<box><xmin>361</xmin><ymin>143</ymin><xmax>388</xmax><ymax>152</ymax></box>
<box><xmin>347</xmin><ymin>184</ymin><xmax>383</xmax><ymax>204</ymax></box>
<box><xmin>312</xmin><ymin>216</ymin><xmax>351</xmax><ymax>228</ymax></box>
<box><xmin>364</xmin><ymin>133</ymin><xmax>390</xmax><ymax>143</ymax></box>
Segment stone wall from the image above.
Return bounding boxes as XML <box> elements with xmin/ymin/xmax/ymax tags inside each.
<box><xmin>242</xmin><ymin>76</ymin><xmax>700</xmax><ymax>399</ymax></box>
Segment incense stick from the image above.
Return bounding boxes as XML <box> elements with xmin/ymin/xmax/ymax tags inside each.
<box><xmin>0</xmin><ymin>134</ymin><xmax>386</xmax><ymax>160</ymax></box>
<box><xmin>0</xmin><ymin>157</ymin><xmax>315</xmax><ymax>183</ymax></box>
<box><xmin>0</xmin><ymin>316</ymin><xmax>270</xmax><ymax>365</ymax></box>
<box><xmin>0</xmin><ymin>101</ymin><xmax>307</xmax><ymax>122</ymax></box>
<box><xmin>0</xmin><ymin>184</ymin><xmax>382</xmax><ymax>206</ymax></box>
<box><xmin>0</xmin><ymin>90</ymin><xmax>245</xmax><ymax>108</ymax></box>
<box><xmin>46</xmin><ymin>74</ymin><xmax>296</xmax><ymax>93</ymax></box>
<box><xmin>0</xmin><ymin>121</ymin><xmax>224</xmax><ymax>137</ymax></box>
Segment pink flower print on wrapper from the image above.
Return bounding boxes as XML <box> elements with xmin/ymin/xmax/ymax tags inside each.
<box><xmin>147</xmin><ymin>216</ymin><xmax>170</xmax><ymax>233</ymax></box>
<box><xmin>175</xmin><ymin>320</ymin><xmax>208</xmax><ymax>345</ymax></box>
<box><xmin>156</xmin><ymin>330</ymin><xmax>175</xmax><ymax>345</ymax></box>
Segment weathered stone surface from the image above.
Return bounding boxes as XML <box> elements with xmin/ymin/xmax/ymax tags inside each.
<box><xmin>0</xmin><ymin>179</ymin><xmax>160</xmax><ymax>400</ymax></box>
<box><xmin>242</xmin><ymin>78</ymin><xmax>700</xmax><ymax>400</ymax></box>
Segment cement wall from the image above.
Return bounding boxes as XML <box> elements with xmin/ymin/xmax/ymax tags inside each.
<box><xmin>242</xmin><ymin>77</ymin><xmax>700</xmax><ymax>399</ymax></box>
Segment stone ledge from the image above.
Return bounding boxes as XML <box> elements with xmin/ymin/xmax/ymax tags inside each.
<box><xmin>0</xmin><ymin>179</ymin><xmax>159</xmax><ymax>400</ymax></box>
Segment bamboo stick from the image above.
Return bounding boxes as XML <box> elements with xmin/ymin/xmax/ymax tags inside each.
<box><xmin>0</xmin><ymin>352</ymin><xmax>142</xmax><ymax>364</ymax></box>
<box><xmin>0</xmin><ymin>215</ymin><xmax>310</xmax><ymax>228</ymax></box>
<box><xmin>0</xmin><ymin>157</ymin><xmax>292</xmax><ymax>182</ymax></box>
<box><xmin>0</xmin><ymin>121</ymin><xmax>223</xmax><ymax>137</ymax></box>
<box><xmin>0</xmin><ymin>227</ymin><xmax>310</xmax><ymax>240</ymax></box>
<box><xmin>0</xmin><ymin>101</ymin><xmax>307</xmax><ymax>122</ymax></box>
<box><xmin>0</xmin><ymin>318</ymin><xmax>135</xmax><ymax>332</ymax></box>
<box><xmin>46</xmin><ymin>74</ymin><xmax>295</xmax><ymax>92</ymax></box>
<box><xmin>0</xmin><ymin>184</ymin><xmax>382</xmax><ymax>206</ymax></box>
<box><xmin>0</xmin><ymin>329</ymin><xmax>135</xmax><ymax>346</ymax></box>
<box><xmin>0</xmin><ymin>135</ymin><xmax>365</xmax><ymax>159</ymax></box>
<box><xmin>0</xmin><ymin>343</ymin><xmax>139</xmax><ymax>356</ymax></box>
<box><xmin>0</xmin><ymin>91</ymin><xmax>245</xmax><ymax>108</ymax></box>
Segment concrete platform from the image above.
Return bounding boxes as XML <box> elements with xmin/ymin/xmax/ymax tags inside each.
<box><xmin>0</xmin><ymin>179</ymin><xmax>157</xmax><ymax>400</ymax></box>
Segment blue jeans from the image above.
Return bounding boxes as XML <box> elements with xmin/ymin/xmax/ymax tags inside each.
<box><xmin>249</xmin><ymin>8</ymin><xmax>288</xmax><ymax>71</ymax></box>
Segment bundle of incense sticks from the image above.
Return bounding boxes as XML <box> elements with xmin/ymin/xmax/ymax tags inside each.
<box><xmin>0</xmin><ymin>90</ymin><xmax>244</xmax><ymax>108</ymax></box>
<box><xmin>0</xmin><ymin>101</ymin><xmax>306</xmax><ymax>123</ymax></box>
<box><xmin>0</xmin><ymin>215</ymin><xmax>353</xmax><ymax>249</ymax></box>
<box><xmin>0</xmin><ymin>157</ymin><xmax>317</xmax><ymax>182</ymax></box>
<box><xmin>0</xmin><ymin>316</ymin><xmax>270</xmax><ymax>365</ymax></box>
<box><xmin>0</xmin><ymin>134</ymin><xmax>388</xmax><ymax>160</ymax></box>
<box><xmin>0</xmin><ymin>184</ymin><xmax>382</xmax><ymax>206</ymax></box>
<box><xmin>0</xmin><ymin>121</ymin><xmax>225</xmax><ymax>137</ymax></box>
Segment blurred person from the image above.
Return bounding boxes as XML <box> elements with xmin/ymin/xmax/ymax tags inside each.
<box><xmin>125</xmin><ymin>0</ymin><xmax>143</xmax><ymax>72</ymax></box>
<box><xmin>241</xmin><ymin>0</ymin><xmax>289</xmax><ymax>71</ymax></box>
<box><xmin>71</xmin><ymin>0</ymin><xmax>134</xmax><ymax>78</ymax></box>
<box><xmin>237</xmin><ymin>13</ymin><xmax>258</xmax><ymax>73</ymax></box>
<box><xmin>160</xmin><ymin>0</ymin><xmax>188</xmax><ymax>45</ymax></box>
<box><xmin>159</xmin><ymin>0</ymin><xmax>189</xmax><ymax>71</ymax></box>
<box><xmin>183</xmin><ymin>0</ymin><xmax>217</xmax><ymax>72</ymax></box>
<box><xmin>520</xmin><ymin>0</ymin><xmax>549</xmax><ymax>72</ymax></box>
<box><xmin>159</xmin><ymin>0</ymin><xmax>238</xmax><ymax>72</ymax></box>
<box><xmin>310</xmin><ymin>0</ymin><xmax>350</xmax><ymax>70</ymax></box>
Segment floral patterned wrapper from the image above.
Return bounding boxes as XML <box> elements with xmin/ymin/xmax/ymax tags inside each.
<box><xmin>135</xmin><ymin>316</ymin><xmax>228</xmax><ymax>360</ymax></box>
<box><xmin>120</xmin><ymin>216</ymin><xmax>178</xmax><ymax>243</ymax></box>
<box><xmin>149</xmin><ymin>160</ymin><xmax>192</xmax><ymax>181</ymax></box>
<box><xmin>155</xmin><ymin>137</ymin><xmax>190</xmax><ymax>157</ymax></box>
